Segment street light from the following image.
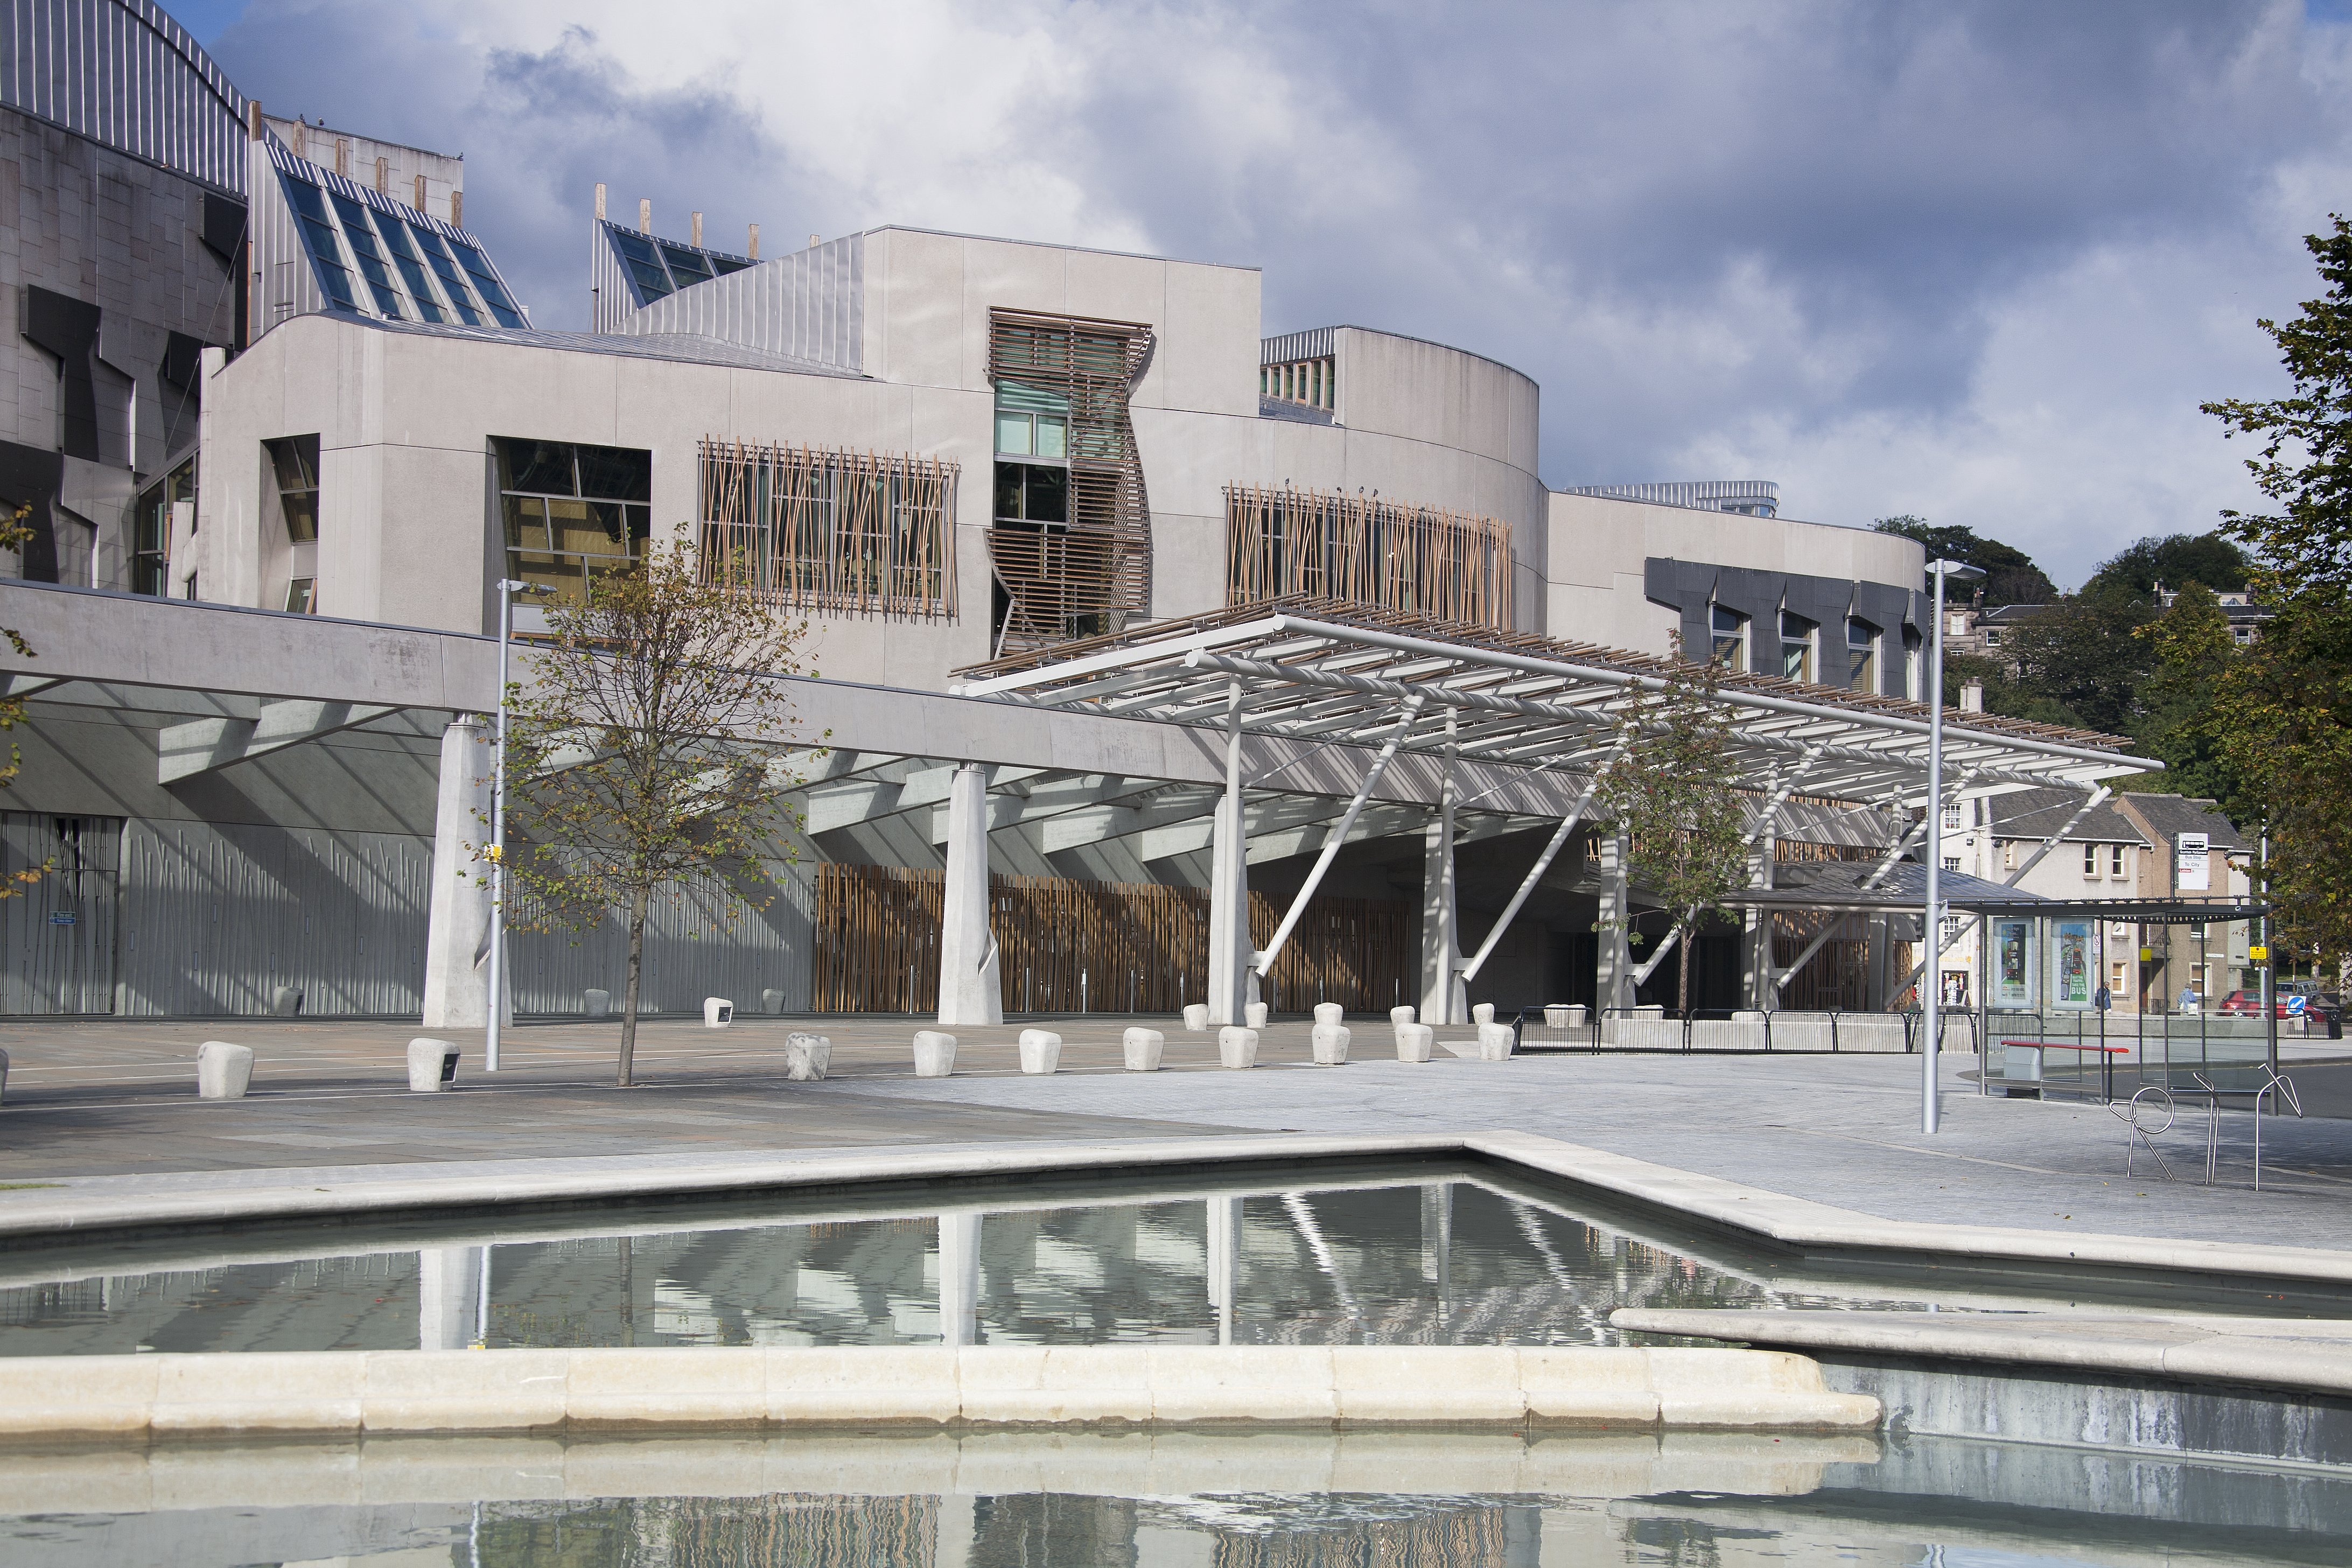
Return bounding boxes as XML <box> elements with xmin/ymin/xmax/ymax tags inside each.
<box><xmin>487</xmin><ymin>577</ymin><xmax>555</xmax><ymax>1072</ymax></box>
<box><xmin>1922</xmin><ymin>556</ymin><xmax>1985</xmax><ymax>1135</ymax></box>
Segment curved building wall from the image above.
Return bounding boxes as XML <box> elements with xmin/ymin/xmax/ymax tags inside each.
<box><xmin>1</xmin><ymin>0</ymin><xmax>247</xmax><ymax>192</ymax></box>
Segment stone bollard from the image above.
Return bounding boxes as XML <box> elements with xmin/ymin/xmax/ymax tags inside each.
<box><xmin>762</xmin><ymin>989</ymin><xmax>786</xmax><ymax>1015</ymax></box>
<box><xmin>913</xmin><ymin>1031</ymin><xmax>957</xmax><ymax>1077</ymax></box>
<box><xmin>1310</xmin><ymin>1023</ymin><xmax>1351</xmax><ymax>1065</ymax></box>
<box><xmin>584</xmin><ymin>988</ymin><xmax>612</xmax><ymax>1019</ymax></box>
<box><xmin>1018</xmin><ymin>1029</ymin><xmax>1062</xmax><ymax>1075</ymax></box>
<box><xmin>271</xmin><ymin>985</ymin><xmax>303</xmax><ymax>1018</ymax></box>
<box><xmin>1313</xmin><ymin>1002</ymin><xmax>1345</xmax><ymax>1027</ymax></box>
<box><xmin>704</xmin><ymin>997</ymin><xmax>734</xmax><ymax>1028</ymax></box>
<box><xmin>1476</xmin><ymin>1020</ymin><xmax>1516</xmax><ymax>1061</ymax></box>
<box><xmin>1217</xmin><ymin>1026</ymin><xmax>1259</xmax><ymax>1069</ymax></box>
<box><xmin>1390</xmin><ymin>1005</ymin><xmax>1416</xmax><ymax>1026</ymax></box>
<box><xmin>197</xmin><ymin>1041</ymin><xmax>254</xmax><ymax>1100</ymax></box>
<box><xmin>785</xmin><ymin>1032</ymin><xmax>832</xmax><ymax>1081</ymax></box>
<box><xmin>1122</xmin><ymin>1027</ymin><xmax>1165</xmax><ymax>1072</ymax></box>
<box><xmin>1244</xmin><ymin>1001</ymin><xmax>1269</xmax><ymax>1030</ymax></box>
<box><xmin>1394</xmin><ymin>1023</ymin><xmax>1434</xmax><ymax>1062</ymax></box>
<box><xmin>407</xmin><ymin>1037</ymin><xmax>461</xmax><ymax>1092</ymax></box>
<box><xmin>1182</xmin><ymin>1004</ymin><xmax>1210</xmax><ymax>1032</ymax></box>
<box><xmin>1472</xmin><ymin>1002</ymin><xmax>1495</xmax><ymax>1026</ymax></box>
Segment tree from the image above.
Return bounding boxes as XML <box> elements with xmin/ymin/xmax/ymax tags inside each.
<box><xmin>498</xmin><ymin>541</ymin><xmax>820</xmax><ymax>1085</ymax></box>
<box><xmin>1872</xmin><ymin>516</ymin><xmax>2056</xmax><ymax>605</ymax></box>
<box><xmin>1595</xmin><ymin>636</ymin><xmax>1749</xmax><ymax>1016</ymax></box>
<box><xmin>0</xmin><ymin>502</ymin><xmax>46</xmax><ymax>898</ymax></box>
<box><xmin>2135</xmin><ymin>581</ymin><xmax>2239</xmax><ymax>802</ymax></box>
<box><xmin>2197</xmin><ymin>215</ymin><xmax>2352</xmax><ymax>965</ymax></box>
<box><xmin>2083</xmin><ymin>533</ymin><xmax>2250</xmax><ymax>600</ymax></box>
<box><xmin>1997</xmin><ymin>583</ymin><xmax>2156</xmax><ymax>737</ymax></box>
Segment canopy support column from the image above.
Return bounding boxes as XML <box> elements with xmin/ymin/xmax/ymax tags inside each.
<box><xmin>1206</xmin><ymin>683</ymin><xmax>1253</xmax><ymax>1025</ymax></box>
<box><xmin>1598</xmin><ymin>827</ymin><xmax>1634</xmax><ymax>1010</ymax></box>
<box><xmin>1255</xmin><ymin>696</ymin><xmax>1425</xmax><ymax>981</ymax></box>
<box><xmin>936</xmin><ymin>762</ymin><xmax>1003</xmax><ymax>1026</ymax></box>
<box><xmin>1420</xmin><ymin>709</ymin><xmax>1464</xmax><ymax>1025</ymax></box>
<box><xmin>1459</xmin><ymin>743</ymin><xmax>1623</xmax><ymax>988</ymax></box>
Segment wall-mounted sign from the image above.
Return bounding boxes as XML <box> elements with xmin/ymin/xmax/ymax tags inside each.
<box><xmin>45</xmin><ymin>912</ymin><xmax>75</xmax><ymax>926</ymax></box>
<box><xmin>2250</xmin><ymin>944</ymin><xmax>2270</xmax><ymax>962</ymax></box>
<box><xmin>1993</xmin><ymin>919</ymin><xmax>2033</xmax><ymax>1007</ymax></box>
<box><xmin>2055</xmin><ymin>920</ymin><xmax>2092</xmax><ymax>1009</ymax></box>
<box><xmin>2176</xmin><ymin>831</ymin><xmax>2210</xmax><ymax>893</ymax></box>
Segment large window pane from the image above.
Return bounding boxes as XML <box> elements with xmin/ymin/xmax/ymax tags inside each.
<box><xmin>659</xmin><ymin>243</ymin><xmax>712</xmax><ymax>286</ymax></box>
<box><xmin>408</xmin><ymin>224</ymin><xmax>482</xmax><ymax>325</ymax></box>
<box><xmin>573</xmin><ymin>444</ymin><xmax>651</xmax><ymax>503</ymax></box>
<box><xmin>502</xmin><ymin>494</ymin><xmax>550</xmax><ymax>551</ymax></box>
<box><xmin>496</xmin><ymin>439</ymin><xmax>578</xmax><ymax>497</ymax></box>
<box><xmin>330</xmin><ymin>192</ymin><xmax>404</xmax><ymax>318</ymax></box>
<box><xmin>374</xmin><ymin>213</ymin><xmax>445</xmax><ymax>323</ymax></box>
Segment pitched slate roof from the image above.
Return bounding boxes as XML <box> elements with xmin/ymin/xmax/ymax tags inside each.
<box><xmin>1983</xmin><ymin>787</ymin><xmax>2149</xmax><ymax>846</ymax></box>
<box><xmin>2120</xmin><ymin>793</ymin><xmax>2247</xmax><ymax>853</ymax></box>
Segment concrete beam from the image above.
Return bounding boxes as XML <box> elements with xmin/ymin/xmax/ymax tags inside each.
<box><xmin>158</xmin><ymin>699</ymin><xmax>402</xmax><ymax>783</ymax></box>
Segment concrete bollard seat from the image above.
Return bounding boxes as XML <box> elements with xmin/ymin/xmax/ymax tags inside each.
<box><xmin>1121</xmin><ymin>1027</ymin><xmax>1165</xmax><ymax>1072</ymax></box>
<box><xmin>1244</xmin><ymin>1001</ymin><xmax>1269</xmax><ymax>1030</ymax></box>
<box><xmin>1477</xmin><ymin>1021</ymin><xmax>1517</xmax><ymax>1061</ymax></box>
<box><xmin>1018</xmin><ymin>1029</ymin><xmax>1063</xmax><ymax>1075</ymax></box>
<box><xmin>703</xmin><ymin>997</ymin><xmax>734</xmax><ymax>1028</ymax></box>
<box><xmin>406</xmin><ymin>1037</ymin><xmax>460</xmax><ymax>1093</ymax></box>
<box><xmin>1312</xmin><ymin>1002</ymin><xmax>1345</xmax><ymax>1027</ymax></box>
<box><xmin>761</xmin><ymin>989</ymin><xmax>786</xmax><ymax>1015</ymax></box>
<box><xmin>1310</xmin><ymin>1023</ymin><xmax>1351</xmax><ymax>1065</ymax></box>
<box><xmin>1181</xmin><ymin>1004</ymin><xmax>1210</xmax><ymax>1033</ymax></box>
<box><xmin>1395</xmin><ymin>1023</ymin><xmax>1434</xmax><ymax>1062</ymax></box>
<box><xmin>1217</xmin><ymin>1027</ymin><xmax>1259</xmax><ymax>1069</ymax></box>
<box><xmin>784</xmin><ymin>1032</ymin><xmax>832</xmax><ymax>1081</ymax></box>
<box><xmin>913</xmin><ymin>1031</ymin><xmax>957</xmax><ymax>1077</ymax></box>
<box><xmin>1389</xmin><ymin>1005</ymin><xmax>1416</xmax><ymax>1026</ymax></box>
<box><xmin>197</xmin><ymin>1041</ymin><xmax>254</xmax><ymax>1100</ymax></box>
<box><xmin>583</xmin><ymin>988</ymin><xmax>611</xmax><ymax>1019</ymax></box>
<box><xmin>270</xmin><ymin>985</ymin><xmax>303</xmax><ymax>1017</ymax></box>
<box><xmin>1471</xmin><ymin>1002</ymin><xmax>1496</xmax><ymax>1026</ymax></box>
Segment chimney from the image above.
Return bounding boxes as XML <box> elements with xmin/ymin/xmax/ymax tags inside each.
<box><xmin>449</xmin><ymin>190</ymin><xmax>463</xmax><ymax>227</ymax></box>
<box><xmin>248</xmin><ymin>101</ymin><xmax>263</xmax><ymax>142</ymax></box>
<box><xmin>748</xmin><ymin>223</ymin><xmax>759</xmax><ymax>258</ymax></box>
<box><xmin>415</xmin><ymin>173</ymin><xmax>428</xmax><ymax>211</ymax></box>
<box><xmin>374</xmin><ymin>156</ymin><xmax>388</xmax><ymax>194</ymax></box>
<box><xmin>334</xmin><ymin>136</ymin><xmax>348</xmax><ymax>177</ymax></box>
<box><xmin>639</xmin><ymin>198</ymin><xmax>651</xmax><ymax>234</ymax></box>
<box><xmin>690</xmin><ymin>211</ymin><xmax>703</xmax><ymax>248</ymax></box>
<box><xmin>1961</xmin><ymin>678</ymin><xmax>1984</xmax><ymax>714</ymax></box>
<box><xmin>594</xmin><ymin>182</ymin><xmax>606</xmax><ymax>221</ymax></box>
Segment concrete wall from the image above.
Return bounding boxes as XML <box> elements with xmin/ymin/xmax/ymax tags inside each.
<box><xmin>1545</xmin><ymin>491</ymin><xmax>1925</xmax><ymax>659</ymax></box>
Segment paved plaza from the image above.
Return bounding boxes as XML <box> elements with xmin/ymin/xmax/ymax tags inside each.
<box><xmin>4</xmin><ymin>1014</ymin><xmax>2352</xmax><ymax>1255</ymax></box>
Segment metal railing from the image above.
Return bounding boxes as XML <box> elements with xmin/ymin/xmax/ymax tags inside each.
<box><xmin>1510</xmin><ymin>1006</ymin><xmax>1973</xmax><ymax>1056</ymax></box>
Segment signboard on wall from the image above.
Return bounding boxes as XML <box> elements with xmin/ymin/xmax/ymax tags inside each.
<box><xmin>2176</xmin><ymin>832</ymin><xmax>2210</xmax><ymax>893</ymax></box>
<box><xmin>1993</xmin><ymin>919</ymin><xmax>2033</xmax><ymax>1007</ymax></box>
<box><xmin>2055</xmin><ymin>920</ymin><xmax>2092</xmax><ymax>1009</ymax></box>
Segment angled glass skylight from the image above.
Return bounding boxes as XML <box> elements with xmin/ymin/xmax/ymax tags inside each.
<box><xmin>450</xmin><ymin>238</ymin><xmax>526</xmax><ymax>328</ymax></box>
<box><xmin>610</xmin><ymin>229</ymin><xmax>674</xmax><ymax>303</ymax></box>
<box><xmin>407</xmin><ymin>223</ymin><xmax>482</xmax><ymax>326</ymax></box>
<box><xmin>597</xmin><ymin>219</ymin><xmax>759</xmax><ymax>311</ymax></box>
<box><xmin>278</xmin><ymin>172</ymin><xmax>360</xmax><ymax>312</ymax></box>
<box><xmin>330</xmin><ymin>191</ymin><xmax>405</xmax><ymax>318</ymax></box>
<box><xmin>373</xmin><ymin>212</ymin><xmax>445</xmax><ymax>324</ymax></box>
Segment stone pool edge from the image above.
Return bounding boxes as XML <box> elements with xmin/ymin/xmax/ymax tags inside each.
<box><xmin>0</xmin><ymin>1344</ymin><xmax>1878</xmax><ymax>1441</ymax></box>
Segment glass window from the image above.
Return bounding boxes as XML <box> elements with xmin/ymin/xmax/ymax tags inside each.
<box><xmin>284</xmin><ymin>577</ymin><xmax>315</xmax><ymax>614</ymax></box>
<box><xmin>131</xmin><ymin>457</ymin><xmax>195</xmax><ymax>597</ymax></box>
<box><xmin>491</xmin><ymin>438</ymin><xmax>652</xmax><ymax>606</ymax></box>
<box><xmin>265</xmin><ymin>435</ymin><xmax>320</xmax><ymax>543</ymax></box>
<box><xmin>1846</xmin><ymin>617</ymin><xmax>1877</xmax><ymax>690</ymax></box>
<box><xmin>1942</xmin><ymin>801</ymin><xmax>1964</xmax><ymax>830</ymax></box>
<box><xmin>1943</xmin><ymin>856</ymin><xmax>1961</xmax><ymax>873</ymax></box>
<box><xmin>996</xmin><ymin>413</ymin><xmax>1033</xmax><ymax>457</ymax></box>
<box><xmin>449</xmin><ymin>239</ymin><xmax>526</xmax><ymax>327</ymax></box>
<box><xmin>373</xmin><ymin>212</ymin><xmax>444</xmax><ymax>323</ymax></box>
<box><xmin>2111</xmin><ymin>845</ymin><xmax>2126</xmax><ymax>877</ymax></box>
<box><xmin>408</xmin><ymin>224</ymin><xmax>483</xmax><ymax>325</ymax></box>
<box><xmin>1709</xmin><ymin>604</ymin><xmax>1745</xmax><ymax>666</ymax></box>
<box><xmin>1779</xmin><ymin>611</ymin><xmax>1813</xmax><ymax>682</ymax></box>
<box><xmin>610</xmin><ymin>229</ymin><xmax>673</xmax><ymax>302</ymax></box>
<box><xmin>278</xmin><ymin>173</ymin><xmax>358</xmax><ymax>312</ymax></box>
<box><xmin>1982</xmin><ymin>628</ymin><xmax>2001</xmax><ymax>647</ymax></box>
<box><xmin>2083</xmin><ymin>845</ymin><xmax>2099</xmax><ymax>876</ymax></box>
<box><xmin>330</xmin><ymin>192</ymin><xmax>403</xmax><ymax>318</ymax></box>
<box><xmin>659</xmin><ymin>243</ymin><xmax>713</xmax><ymax>286</ymax></box>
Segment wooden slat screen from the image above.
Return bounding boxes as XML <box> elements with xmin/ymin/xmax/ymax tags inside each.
<box><xmin>986</xmin><ymin>310</ymin><xmax>1153</xmax><ymax>654</ymax></box>
<box><xmin>812</xmin><ymin>864</ymin><xmax>1413</xmax><ymax>1015</ymax></box>
<box><xmin>699</xmin><ymin>439</ymin><xmax>957</xmax><ymax>618</ymax></box>
<box><xmin>1225</xmin><ymin>485</ymin><xmax>1514</xmax><ymax>629</ymax></box>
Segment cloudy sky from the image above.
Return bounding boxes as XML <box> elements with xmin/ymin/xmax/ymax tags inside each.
<box><xmin>180</xmin><ymin>0</ymin><xmax>2352</xmax><ymax>589</ymax></box>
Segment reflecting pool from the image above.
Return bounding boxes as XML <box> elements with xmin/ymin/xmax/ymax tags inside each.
<box><xmin>1</xmin><ymin>1158</ymin><xmax>2340</xmax><ymax>1355</ymax></box>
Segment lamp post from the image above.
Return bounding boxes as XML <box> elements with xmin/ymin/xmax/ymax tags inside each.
<box><xmin>487</xmin><ymin>577</ymin><xmax>553</xmax><ymax>1072</ymax></box>
<box><xmin>1922</xmin><ymin>557</ymin><xmax>1985</xmax><ymax>1135</ymax></box>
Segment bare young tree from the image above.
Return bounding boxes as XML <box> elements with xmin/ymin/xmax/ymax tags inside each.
<box><xmin>1595</xmin><ymin>635</ymin><xmax>1749</xmax><ymax>1016</ymax></box>
<box><xmin>497</xmin><ymin>540</ymin><xmax>821</xmax><ymax>1085</ymax></box>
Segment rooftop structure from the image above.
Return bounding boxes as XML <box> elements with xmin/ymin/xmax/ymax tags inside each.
<box><xmin>1557</xmin><ymin>480</ymin><xmax>1780</xmax><ymax>518</ymax></box>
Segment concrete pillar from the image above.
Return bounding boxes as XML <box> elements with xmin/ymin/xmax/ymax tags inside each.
<box><xmin>938</xmin><ymin>1212</ymin><xmax>980</xmax><ymax>1348</ymax></box>
<box><xmin>1419</xmin><ymin>714</ymin><xmax>1463</xmax><ymax>1025</ymax></box>
<box><xmin>422</xmin><ymin>717</ymin><xmax>509</xmax><ymax>1028</ymax></box>
<box><xmin>935</xmin><ymin>764</ymin><xmax>1002</xmax><ymax>1026</ymax></box>
<box><xmin>416</xmin><ymin>1244</ymin><xmax>481</xmax><ymax>1350</ymax></box>
<box><xmin>1598</xmin><ymin>828</ymin><xmax>1634</xmax><ymax>1011</ymax></box>
<box><xmin>1206</xmin><ymin>1195</ymin><xmax>1240</xmax><ymax>1345</ymax></box>
<box><xmin>1743</xmin><ymin>822</ymin><xmax>1777</xmax><ymax>1010</ymax></box>
<box><xmin>1205</xmin><ymin>685</ymin><xmax>1252</xmax><ymax>1025</ymax></box>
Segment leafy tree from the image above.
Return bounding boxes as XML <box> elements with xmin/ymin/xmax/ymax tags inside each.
<box><xmin>1872</xmin><ymin>515</ymin><xmax>2056</xmax><ymax>605</ymax></box>
<box><xmin>498</xmin><ymin>541</ymin><xmax>820</xmax><ymax>1085</ymax></box>
<box><xmin>1595</xmin><ymin>636</ymin><xmax>1748</xmax><ymax>1017</ymax></box>
<box><xmin>2083</xmin><ymin>533</ymin><xmax>2250</xmax><ymax>600</ymax></box>
<box><xmin>1994</xmin><ymin>583</ymin><xmax>2155</xmax><ymax>736</ymax></box>
<box><xmin>2135</xmin><ymin>582</ymin><xmax>2239</xmax><ymax>801</ymax></box>
<box><xmin>2197</xmin><ymin>215</ymin><xmax>2352</xmax><ymax>964</ymax></box>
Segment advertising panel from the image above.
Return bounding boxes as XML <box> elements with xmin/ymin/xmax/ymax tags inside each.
<box><xmin>2055</xmin><ymin>919</ymin><xmax>2092</xmax><ymax>1009</ymax></box>
<box><xmin>1993</xmin><ymin>919</ymin><xmax>2034</xmax><ymax>1007</ymax></box>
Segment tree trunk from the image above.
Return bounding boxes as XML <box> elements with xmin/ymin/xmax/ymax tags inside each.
<box><xmin>619</xmin><ymin>882</ymin><xmax>649</xmax><ymax>1087</ymax></box>
<box><xmin>1677</xmin><ymin>920</ymin><xmax>1692</xmax><ymax>1020</ymax></box>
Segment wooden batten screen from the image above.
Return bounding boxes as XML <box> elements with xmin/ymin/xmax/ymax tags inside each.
<box><xmin>1769</xmin><ymin>911</ymin><xmax>1905</xmax><ymax>1012</ymax></box>
<box><xmin>813</xmin><ymin>864</ymin><xmax>1412</xmax><ymax>1015</ymax></box>
<box><xmin>1225</xmin><ymin>485</ymin><xmax>1514</xmax><ymax>629</ymax></box>
<box><xmin>699</xmin><ymin>440</ymin><xmax>957</xmax><ymax>618</ymax></box>
<box><xmin>988</xmin><ymin>310</ymin><xmax>1153</xmax><ymax>653</ymax></box>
